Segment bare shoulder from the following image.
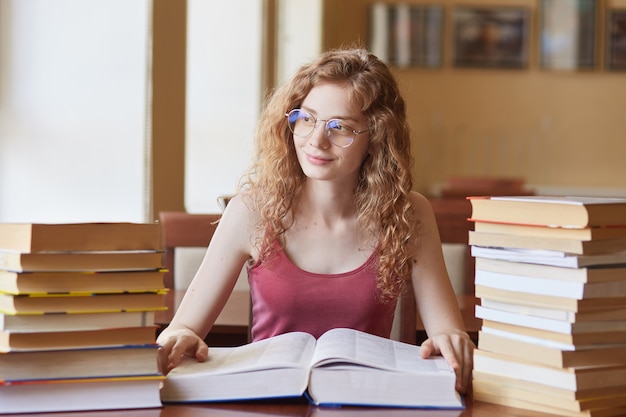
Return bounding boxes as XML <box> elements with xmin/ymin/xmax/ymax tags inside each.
<box><xmin>219</xmin><ymin>192</ymin><xmax>258</xmax><ymax>230</ymax></box>
<box><xmin>406</xmin><ymin>191</ymin><xmax>441</xmax><ymax>248</ymax></box>
<box><xmin>407</xmin><ymin>191</ymin><xmax>436</xmax><ymax>219</ymax></box>
<box><xmin>221</xmin><ymin>192</ymin><xmax>253</xmax><ymax>215</ymax></box>
<box><xmin>212</xmin><ymin>192</ymin><xmax>260</xmax><ymax>253</ymax></box>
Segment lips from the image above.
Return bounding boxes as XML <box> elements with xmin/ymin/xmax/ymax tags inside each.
<box><xmin>305</xmin><ymin>152</ymin><xmax>332</xmax><ymax>165</ymax></box>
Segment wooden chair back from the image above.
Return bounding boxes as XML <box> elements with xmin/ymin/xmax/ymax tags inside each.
<box><xmin>158</xmin><ymin>211</ymin><xmax>221</xmax><ymax>289</ymax></box>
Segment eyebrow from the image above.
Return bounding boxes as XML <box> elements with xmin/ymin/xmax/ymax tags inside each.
<box><xmin>299</xmin><ymin>106</ymin><xmax>361</xmax><ymax>124</ymax></box>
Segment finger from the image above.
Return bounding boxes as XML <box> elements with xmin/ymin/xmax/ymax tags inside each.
<box><xmin>172</xmin><ymin>336</ymin><xmax>209</xmax><ymax>367</ymax></box>
<box><xmin>168</xmin><ymin>339</ymin><xmax>194</xmax><ymax>369</ymax></box>
<box><xmin>157</xmin><ymin>338</ymin><xmax>176</xmax><ymax>375</ymax></box>
<box><xmin>432</xmin><ymin>339</ymin><xmax>465</xmax><ymax>393</ymax></box>
<box><xmin>437</xmin><ymin>339</ymin><xmax>460</xmax><ymax>370</ymax></box>
<box><xmin>157</xmin><ymin>348</ymin><xmax>170</xmax><ymax>375</ymax></box>
<box><xmin>195</xmin><ymin>341</ymin><xmax>209</xmax><ymax>362</ymax></box>
<box><xmin>456</xmin><ymin>357</ymin><xmax>467</xmax><ymax>394</ymax></box>
<box><xmin>451</xmin><ymin>338</ymin><xmax>473</xmax><ymax>394</ymax></box>
<box><xmin>419</xmin><ymin>338</ymin><xmax>435</xmax><ymax>359</ymax></box>
<box><xmin>461</xmin><ymin>342</ymin><xmax>474</xmax><ymax>394</ymax></box>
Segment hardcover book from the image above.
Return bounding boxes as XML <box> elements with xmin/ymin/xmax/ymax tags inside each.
<box><xmin>469</xmin><ymin>230</ymin><xmax>626</xmax><ymax>255</ymax></box>
<box><xmin>474</xmin><ymin>269</ymin><xmax>626</xmax><ymax>299</ymax></box>
<box><xmin>0</xmin><ymin>250</ymin><xmax>164</xmax><ymax>273</ymax></box>
<box><xmin>468</xmin><ymin>196</ymin><xmax>626</xmax><ymax>228</ymax></box>
<box><xmin>0</xmin><ymin>344</ymin><xmax>159</xmax><ymax>381</ymax></box>
<box><xmin>0</xmin><ymin>376</ymin><xmax>163</xmax><ymax>414</ymax></box>
<box><xmin>161</xmin><ymin>328</ymin><xmax>463</xmax><ymax>409</ymax></box>
<box><xmin>471</xmin><ymin>245</ymin><xmax>626</xmax><ymax>268</ymax></box>
<box><xmin>0</xmin><ymin>269</ymin><xmax>166</xmax><ymax>295</ymax></box>
<box><xmin>477</xmin><ymin>329</ymin><xmax>626</xmax><ymax>368</ymax></box>
<box><xmin>0</xmin><ymin>222</ymin><xmax>161</xmax><ymax>252</ymax></box>
<box><xmin>1</xmin><ymin>326</ymin><xmax>157</xmax><ymax>352</ymax></box>
<box><xmin>474</xmin><ymin>257</ymin><xmax>626</xmax><ymax>284</ymax></box>
<box><xmin>0</xmin><ymin>310</ymin><xmax>156</xmax><ymax>333</ymax></box>
<box><xmin>0</xmin><ymin>291</ymin><xmax>167</xmax><ymax>314</ymax></box>
<box><xmin>472</xmin><ymin>220</ymin><xmax>626</xmax><ymax>241</ymax></box>
<box><xmin>473</xmin><ymin>349</ymin><xmax>626</xmax><ymax>391</ymax></box>
<box><xmin>473</xmin><ymin>374</ymin><xmax>626</xmax><ymax>414</ymax></box>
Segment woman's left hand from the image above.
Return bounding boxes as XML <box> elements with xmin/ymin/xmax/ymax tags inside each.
<box><xmin>420</xmin><ymin>330</ymin><xmax>475</xmax><ymax>394</ymax></box>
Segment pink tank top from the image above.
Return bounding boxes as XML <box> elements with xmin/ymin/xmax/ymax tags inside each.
<box><xmin>247</xmin><ymin>245</ymin><xmax>398</xmax><ymax>341</ymax></box>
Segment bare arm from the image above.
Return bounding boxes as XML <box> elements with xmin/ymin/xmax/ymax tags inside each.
<box><xmin>408</xmin><ymin>192</ymin><xmax>474</xmax><ymax>393</ymax></box>
<box><xmin>156</xmin><ymin>194</ymin><xmax>257</xmax><ymax>373</ymax></box>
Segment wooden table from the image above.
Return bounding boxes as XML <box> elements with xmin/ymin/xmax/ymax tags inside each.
<box><xmin>0</xmin><ymin>396</ymin><xmax>560</xmax><ymax>417</ymax></box>
<box><xmin>155</xmin><ymin>290</ymin><xmax>481</xmax><ymax>346</ymax></box>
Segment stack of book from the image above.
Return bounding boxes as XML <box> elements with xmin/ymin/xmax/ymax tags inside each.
<box><xmin>0</xmin><ymin>222</ymin><xmax>166</xmax><ymax>413</ymax></box>
<box><xmin>467</xmin><ymin>196</ymin><xmax>626</xmax><ymax>417</ymax></box>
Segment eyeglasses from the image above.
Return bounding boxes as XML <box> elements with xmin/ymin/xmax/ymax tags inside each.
<box><xmin>285</xmin><ymin>109</ymin><xmax>368</xmax><ymax>148</ymax></box>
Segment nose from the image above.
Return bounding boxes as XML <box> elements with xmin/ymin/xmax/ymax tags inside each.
<box><xmin>308</xmin><ymin>121</ymin><xmax>330</xmax><ymax>149</ymax></box>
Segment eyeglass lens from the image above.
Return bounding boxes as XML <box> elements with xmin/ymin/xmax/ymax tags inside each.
<box><xmin>286</xmin><ymin>109</ymin><xmax>356</xmax><ymax>147</ymax></box>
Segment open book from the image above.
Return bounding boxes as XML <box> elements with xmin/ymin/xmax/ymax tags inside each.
<box><xmin>160</xmin><ymin>328</ymin><xmax>463</xmax><ymax>409</ymax></box>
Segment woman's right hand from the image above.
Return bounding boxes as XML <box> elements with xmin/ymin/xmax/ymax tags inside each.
<box><xmin>156</xmin><ymin>327</ymin><xmax>209</xmax><ymax>375</ymax></box>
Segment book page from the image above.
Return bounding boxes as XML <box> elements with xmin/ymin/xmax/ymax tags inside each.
<box><xmin>311</xmin><ymin>328</ymin><xmax>451</xmax><ymax>374</ymax></box>
<box><xmin>168</xmin><ymin>331</ymin><xmax>316</xmax><ymax>378</ymax></box>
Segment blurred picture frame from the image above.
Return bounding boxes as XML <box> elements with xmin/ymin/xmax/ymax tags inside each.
<box><xmin>452</xmin><ymin>6</ymin><xmax>529</xmax><ymax>69</ymax></box>
<box><xmin>539</xmin><ymin>0</ymin><xmax>597</xmax><ymax>70</ymax></box>
<box><xmin>606</xmin><ymin>9</ymin><xmax>626</xmax><ymax>71</ymax></box>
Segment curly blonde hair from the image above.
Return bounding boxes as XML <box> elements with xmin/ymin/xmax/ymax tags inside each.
<box><xmin>241</xmin><ymin>48</ymin><xmax>416</xmax><ymax>301</ymax></box>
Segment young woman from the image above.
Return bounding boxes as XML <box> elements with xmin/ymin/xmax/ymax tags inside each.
<box><xmin>157</xmin><ymin>48</ymin><xmax>474</xmax><ymax>393</ymax></box>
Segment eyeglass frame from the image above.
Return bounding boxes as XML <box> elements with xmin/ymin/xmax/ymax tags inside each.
<box><xmin>285</xmin><ymin>108</ymin><xmax>369</xmax><ymax>148</ymax></box>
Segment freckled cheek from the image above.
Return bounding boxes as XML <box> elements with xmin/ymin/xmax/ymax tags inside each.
<box><xmin>292</xmin><ymin>136</ymin><xmax>308</xmax><ymax>149</ymax></box>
